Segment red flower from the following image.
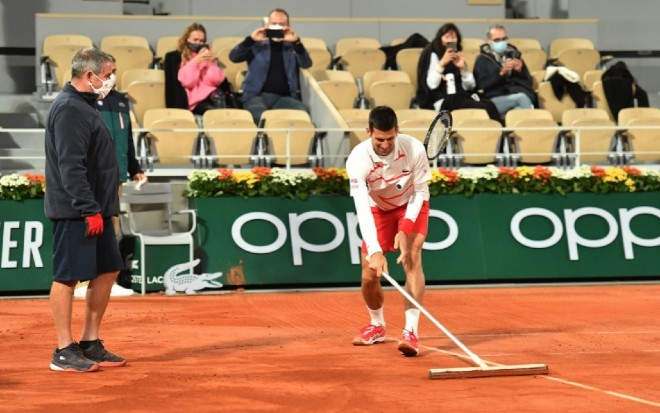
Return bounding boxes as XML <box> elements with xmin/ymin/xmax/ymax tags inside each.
<box><xmin>216</xmin><ymin>168</ymin><xmax>234</xmax><ymax>180</ymax></box>
<box><xmin>251</xmin><ymin>167</ymin><xmax>272</xmax><ymax>179</ymax></box>
<box><xmin>622</xmin><ymin>166</ymin><xmax>641</xmax><ymax>176</ymax></box>
<box><xmin>590</xmin><ymin>165</ymin><xmax>605</xmax><ymax>178</ymax></box>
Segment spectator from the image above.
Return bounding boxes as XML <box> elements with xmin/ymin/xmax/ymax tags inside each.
<box><xmin>473</xmin><ymin>24</ymin><xmax>536</xmax><ymax>117</ymax></box>
<box><xmin>416</xmin><ymin>23</ymin><xmax>501</xmax><ymax>122</ymax></box>
<box><xmin>165</xmin><ymin>22</ymin><xmax>227</xmax><ymax>114</ymax></box>
<box><xmin>229</xmin><ymin>8</ymin><xmax>312</xmax><ymax>124</ymax></box>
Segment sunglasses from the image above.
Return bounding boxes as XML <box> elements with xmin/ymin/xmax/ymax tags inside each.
<box><xmin>491</xmin><ymin>37</ymin><xmax>508</xmax><ymax>42</ymax></box>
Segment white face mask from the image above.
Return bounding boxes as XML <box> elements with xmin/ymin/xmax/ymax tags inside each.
<box><xmin>88</xmin><ymin>73</ymin><xmax>115</xmax><ymax>99</ymax></box>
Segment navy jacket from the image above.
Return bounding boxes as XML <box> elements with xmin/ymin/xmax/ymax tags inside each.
<box><xmin>473</xmin><ymin>44</ymin><xmax>536</xmax><ymax>105</ymax></box>
<box><xmin>44</xmin><ymin>83</ymin><xmax>120</xmax><ymax>220</ymax></box>
<box><xmin>229</xmin><ymin>37</ymin><xmax>312</xmax><ymax>103</ymax></box>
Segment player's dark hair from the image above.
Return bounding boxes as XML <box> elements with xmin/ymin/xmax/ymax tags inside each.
<box><xmin>368</xmin><ymin>106</ymin><xmax>398</xmax><ymax>132</ymax></box>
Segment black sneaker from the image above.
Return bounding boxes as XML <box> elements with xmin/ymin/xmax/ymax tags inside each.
<box><xmin>50</xmin><ymin>343</ymin><xmax>99</xmax><ymax>372</ymax></box>
<box><xmin>80</xmin><ymin>339</ymin><xmax>127</xmax><ymax>367</ymax></box>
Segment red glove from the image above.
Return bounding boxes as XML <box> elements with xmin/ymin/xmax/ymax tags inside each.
<box><xmin>85</xmin><ymin>213</ymin><xmax>103</xmax><ymax>238</ymax></box>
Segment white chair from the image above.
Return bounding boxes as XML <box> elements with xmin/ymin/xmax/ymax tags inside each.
<box><xmin>121</xmin><ymin>182</ymin><xmax>197</xmax><ymax>295</ymax></box>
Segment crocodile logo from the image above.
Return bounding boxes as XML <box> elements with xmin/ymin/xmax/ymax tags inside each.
<box><xmin>163</xmin><ymin>259</ymin><xmax>223</xmax><ymax>295</ymax></box>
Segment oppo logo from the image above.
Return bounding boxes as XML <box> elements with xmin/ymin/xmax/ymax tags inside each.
<box><xmin>231</xmin><ymin>210</ymin><xmax>458</xmax><ymax>266</ymax></box>
<box><xmin>511</xmin><ymin>207</ymin><xmax>660</xmax><ymax>260</ymax></box>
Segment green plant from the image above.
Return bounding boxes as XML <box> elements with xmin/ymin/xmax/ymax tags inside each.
<box><xmin>185</xmin><ymin>165</ymin><xmax>660</xmax><ymax>199</ymax></box>
<box><xmin>0</xmin><ymin>173</ymin><xmax>46</xmax><ymax>201</ymax></box>
<box><xmin>185</xmin><ymin>167</ymin><xmax>350</xmax><ymax>200</ymax></box>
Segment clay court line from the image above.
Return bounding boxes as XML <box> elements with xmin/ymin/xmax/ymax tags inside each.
<box><xmin>423</xmin><ymin>345</ymin><xmax>660</xmax><ymax>408</ymax></box>
<box><xmin>541</xmin><ymin>376</ymin><xmax>660</xmax><ymax>408</ymax></box>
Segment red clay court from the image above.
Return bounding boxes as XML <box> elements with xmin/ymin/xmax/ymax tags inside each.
<box><xmin>1</xmin><ymin>283</ymin><xmax>659</xmax><ymax>412</ymax></box>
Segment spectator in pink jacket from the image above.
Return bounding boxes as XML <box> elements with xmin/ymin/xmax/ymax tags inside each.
<box><xmin>176</xmin><ymin>23</ymin><xmax>226</xmax><ymax>115</ymax></box>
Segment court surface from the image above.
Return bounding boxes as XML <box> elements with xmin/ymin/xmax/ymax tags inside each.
<box><xmin>1</xmin><ymin>283</ymin><xmax>659</xmax><ymax>412</ymax></box>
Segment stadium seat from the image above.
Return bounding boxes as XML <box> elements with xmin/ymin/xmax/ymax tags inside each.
<box><xmin>319</xmin><ymin>79</ymin><xmax>359</xmax><ymax>110</ymax></box>
<box><xmin>554</xmin><ymin>48</ymin><xmax>602</xmax><ymax>86</ymax></box>
<box><xmin>590</xmin><ymin>80</ymin><xmax>615</xmax><ymax>121</ymax></box>
<box><xmin>314</xmin><ymin>69</ymin><xmax>356</xmax><ymax>83</ymax></box>
<box><xmin>202</xmin><ymin>109</ymin><xmax>258</xmax><ymax>166</ymax></box>
<box><xmin>368</xmin><ymin>81</ymin><xmax>415</xmax><ymax>110</ymax></box>
<box><xmin>453</xmin><ymin>118</ymin><xmax>505</xmax><ymax>165</ymax></box>
<box><xmin>536</xmin><ymin>80</ymin><xmax>577</xmax><ymax>124</ymax></box>
<box><xmin>211</xmin><ymin>36</ymin><xmax>244</xmax><ymax>53</ymax></box>
<box><xmin>521</xmin><ymin>48</ymin><xmax>548</xmax><ymax>73</ymax></box>
<box><xmin>338</xmin><ymin>108</ymin><xmax>370</xmax><ymax>148</ymax></box>
<box><xmin>509</xmin><ymin>37</ymin><xmax>543</xmax><ymax>51</ymax></box>
<box><xmin>505</xmin><ymin>108</ymin><xmax>563</xmax><ymax>165</ymax></box>
<box><xmin>549</xmin><ymin>37</ymin><xmax>595</xmax><ymax>59</ymax></box>
<box><xmin>562</xmin><ymin>108</ymin><xmax>618</xmax><ymax>165</ymax></box>
<box><xmin>334</xmin><ymin>37</ymin><xmax>381</xmax><ymax>58</ymax></box>
<box><xmin>395</xmin><ymin>47</ymin><xmax>424</xmax><ymax>90</ymax></box>
<box><xmin>42</xmin><ymin>34</ymin><xmax>94</xmax><ymax>90</ymax></box>
<box><xmin>155</xmin><ymin>36</ymin><xmax>179</xmax><ymax>62</ymax></box>
<box><xmin>398</xmin><ymin>118</ymin><xmax>432</xmax><ymax>144</ymax></box>
<box><xmin>618</xmin><ymin>107</ymin><xmax>660</xmax><ymax>163</ymax></box>
<box><xmin>141</xmin><ymin>108</ymin><xmax>200</xmax><ymax>166</ymax></box>
<box><xmin>125</xmin><ymin>79</ymin><xmax>166</xmax><ymax>126</ymax></box>
<box><xmin>100</xmin><ymin>36</ymin><xmax>155</xmax><ymax>90</ymax></box>
<box><xmin>451</xmin><ymin>108</ymin><xmax>505</xmax><ymax>165</ymax></box>
<box><xmin>301</xmin><ymin>37</ymin><xmax>329</xmax><ymax>51</ymax></box>
<box><xmin>259</xmin><ymin>110</ymin><xmax>320</xmax><ymax>166</ymax></box>
<box><xmin>214</xmin><ymin>47</ymin><xmax>247</xmax><ymax>92</ymax></box>
<box><xmin>362</xmin><ymin>70</ymin><xmax>413</xmax><ymax>109</ymax></box>
<box><xmin>121</xmin><ymin>68</ymin><xmax>165</xmax><ymax>92</ymax></box>
<box><xmin>336</xmin><ymin>48</ymin><xmax>387</xmax><ymax>80</ymax></box>
<box><xmin>306</xmin><ymin>47</ymin><xmax>333</xmax><ymax>76</ymax></box>
<box><xmin>397</xmin><ymin>108</ymin><xmax>437</xmax><ymax>123</ymax></box>
<box><xmin>461</xmin><ymin>38</ymin><xmax>483</xmax><ymax>53</ymax></box>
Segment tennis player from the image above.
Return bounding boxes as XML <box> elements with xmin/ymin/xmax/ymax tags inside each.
<box><xmin>346</xmin><ymin>105</ymin><xmax>431</xmax><ymax>356</ymax></box>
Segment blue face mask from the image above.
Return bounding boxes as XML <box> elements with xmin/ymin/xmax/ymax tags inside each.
<box><xmin>492</xmin><ymin>40</ymin><xmax>508</xmax><ymax>54</ymax></box>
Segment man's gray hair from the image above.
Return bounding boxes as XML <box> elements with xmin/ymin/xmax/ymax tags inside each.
<box><xmin>487</xmin><ymin>24</ymin><xmax>506</xmax><ymax>39</ymax></box>
<box><xmin>71</xmin><ymin>48</ymin><xmax>113</xmax><ymax>79</ymax></box>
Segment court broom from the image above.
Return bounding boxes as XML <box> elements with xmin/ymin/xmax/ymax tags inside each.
<box><xmin>381</xmin><ymin>272</ymin><xmax>549</xmax><ymax>380</ymax></box>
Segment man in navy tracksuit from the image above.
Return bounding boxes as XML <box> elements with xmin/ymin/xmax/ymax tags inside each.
<box><xmin>44</xmin><ymin>48</ymin><xmax>127</xmax><ymax>372</ymax></box>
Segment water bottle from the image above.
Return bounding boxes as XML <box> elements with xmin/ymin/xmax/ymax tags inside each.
<box><xmin>445</xmin><ymin>73</ymin><xmax>456</xmax><ymax>95</ymax></box>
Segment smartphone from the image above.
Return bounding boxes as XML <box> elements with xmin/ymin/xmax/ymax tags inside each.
<box><xmin>266</xmin><ymin>29</ymin><xmax>285</xmax><ymax>39</ymax></box>
<box><xmin>446</xmin><ymin>41</ymin><xmax>457</xmax><ymax>52</ymax></box>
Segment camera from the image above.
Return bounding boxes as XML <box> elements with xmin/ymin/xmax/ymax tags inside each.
<box><xmin>188</xmin><ymin>43</ymin><xmax>210</xmax><ymax>53</ymax></box>
<box><xmin>504</xmin><ymin>50</ymin><xmax>521</xmax><ymax>60</ymax></box>
<box><xmin>446</xmin><ymin>41</ymin><xmax>457</xmax><ymax>52</ymax></box>
<box><xmin>265</xmin><ymin>25</ymin><xmax>285</xmax><ymax>39</ymax></box>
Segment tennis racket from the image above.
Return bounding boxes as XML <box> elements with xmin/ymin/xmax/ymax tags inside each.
<box><xmin>423</xmin><ymin>110</ymin><xmax>452</xmax><ymax>159</ymax></box>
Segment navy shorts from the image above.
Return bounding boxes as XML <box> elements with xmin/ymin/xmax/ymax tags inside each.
<box><xmin>52</xmin><ymin>217</ymin><xmax>122</xmax><ymax>282</ymax></box>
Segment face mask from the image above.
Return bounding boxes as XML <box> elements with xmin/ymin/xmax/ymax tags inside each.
<box><xmin>187</xmin><ymin>42</ymin><xmax>206</xmax><ymax>53</ymax></box>
<box><xmin>491</xmin><ymin>40</ymin><xmax>508</xmax><ymax>54</ymax></box>
<box><xmin>88</xmin><ymin>73</ymin><xmax>115</xmax><ymax>99</ymax></box>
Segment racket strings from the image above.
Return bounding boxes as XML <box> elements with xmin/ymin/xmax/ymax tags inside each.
<box><xmin>427</xmin><ymin>123</ymin><xmax>448</xmax><ymax>158</ymax></box>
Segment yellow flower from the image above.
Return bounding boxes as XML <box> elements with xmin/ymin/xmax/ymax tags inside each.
<box><xmin>604</xmin><ymin>167</ymin><xmax>627</xmax><ymax>182</ymax></box>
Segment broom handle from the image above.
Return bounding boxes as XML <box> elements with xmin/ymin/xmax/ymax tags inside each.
<box><xmin>381</xmin><ymin>272</ymin><xmax>489</xmax><ymax>369</ymax></box>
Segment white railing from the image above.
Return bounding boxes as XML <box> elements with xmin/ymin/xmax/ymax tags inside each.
<box><xmin>2</xmin><ymin>124</ymin><xmax>660</xmax><ymax>176</ymax></box>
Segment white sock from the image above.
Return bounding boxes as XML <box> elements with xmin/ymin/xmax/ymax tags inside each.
<box><xmin>404</xmin><ymin>309</ymin><xmax>421</xmax><ymax>335</ymax></box>
<box><xmin>367</xmin><ymin>306</ymin><xmax>385</xmax><ymax>327</ymax></box>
